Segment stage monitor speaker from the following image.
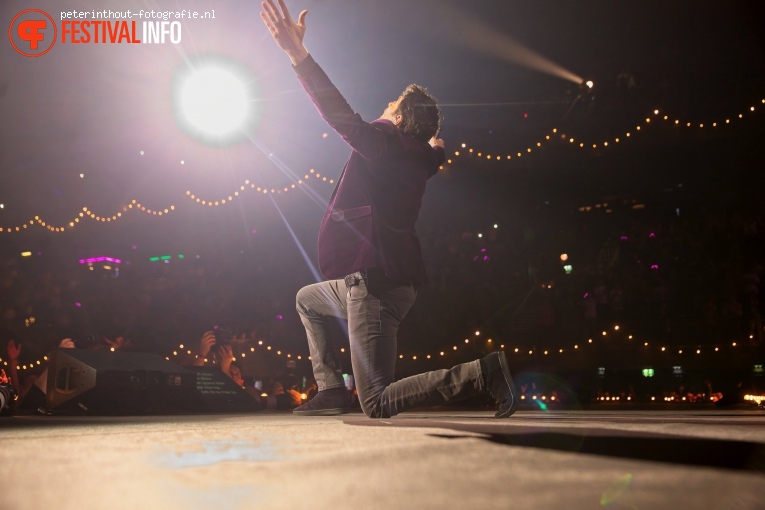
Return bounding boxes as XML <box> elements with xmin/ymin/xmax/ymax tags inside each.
<box><xmin>45</xmin><ymin>348</ymin><xmax>260</xmax><ymax>415</ymax></box>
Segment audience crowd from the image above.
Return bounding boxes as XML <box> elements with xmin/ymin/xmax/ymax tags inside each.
<box><xmin>1</xmin><ymin>170</ymin><xmax>763</xmax><ymax>409</ymax></box>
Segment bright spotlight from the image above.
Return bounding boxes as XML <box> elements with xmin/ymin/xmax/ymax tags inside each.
<box><xmin>585</xmin><ymin>80</ymin><xmax>594</xmax><ymax>89</ymax></box>
<box><xmin>181</xmin><ymin>68</ymin><xmax>247</xmax><ymax>134</ymax></box>
<box><xmin>172</xmin><ymin>55</ymin><xmax>261</xmax><ymax>146</ymax></box>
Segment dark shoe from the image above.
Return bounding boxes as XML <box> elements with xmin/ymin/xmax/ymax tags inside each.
<box><xmin>480</xmin><ymin>351</ymin><xmax>518</xmax><ymax>418</ymax></box>
<box><xmin>293</xmin><ymin>387</ymin><xmax>350</xmax><ymax>416</ymax></box>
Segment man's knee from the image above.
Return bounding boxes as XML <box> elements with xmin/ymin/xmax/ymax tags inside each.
<box><xmin>360</xmin><ymin>402</ymin><xmax>383</xmax><ymax>418</ymax></box>
<box><xmin>295</xmin><ymin>285</ymin><xmax>313</xmax><ymax>314</ymax></box>
<box><xmin>359</xmin><ymin>393</ymin><xmax>394</xmax><ymax>419</ymax></box>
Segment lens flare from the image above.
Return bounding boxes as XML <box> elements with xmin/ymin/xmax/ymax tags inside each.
<box><xmin>600</xmin><ymin>473</ymin><xmax>634</xmax><ymax>507</ymax></box>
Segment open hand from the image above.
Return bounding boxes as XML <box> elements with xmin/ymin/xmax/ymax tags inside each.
<box><xmin>217</xmin><ymin>344</ymin><xmax>234</xmax><ymax>372</ymax></box>
<box><xmin>7</xmin><ymin>340</ymin><xmax>20</xmax><ymax>362</ymax></box>
<box><xmin>59</xmin><ymin>338</ymin><xmax>76</xmax><ymax>349</ymax></box>
<box><xmin>260</xmin><ymin>0</ymin><xmax>309</xmax><ymax>65</ymax></box>
<box><xmin>198</xmin><ymin>331</ymin><xmax>216</xmax><ymax>357</ymax></box>
<box><xmin>103</xmin><ymin>336</ymin><xmax>125</xmax><ymax>350</ymax></box>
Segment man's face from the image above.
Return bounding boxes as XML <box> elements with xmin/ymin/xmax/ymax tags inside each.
<box><xmin>380</xmin><ymin>96</ymin><xmax>403</xmax><ymax>124</ymax></box>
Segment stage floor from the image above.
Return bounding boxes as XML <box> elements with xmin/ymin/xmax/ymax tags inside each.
<box><xmin>2</xmin><ymin>409</ymin><xmax>764</xmax><ymax>509</ymax></box>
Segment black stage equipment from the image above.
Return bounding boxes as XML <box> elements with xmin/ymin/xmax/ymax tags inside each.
<box><xmin>45</xmin><ymin>348</ymin><xmax>260</xmax><ymax>415</ymax></box>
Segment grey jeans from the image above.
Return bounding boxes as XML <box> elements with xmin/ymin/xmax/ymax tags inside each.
<box><xmin>296</xmin><ymin>269</ymin><xmax>487</xmax><ymax>418</ymax></box>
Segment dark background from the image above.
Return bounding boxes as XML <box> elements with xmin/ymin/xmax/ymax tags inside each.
<box><xmin>1</xmin><ymin>0</ymin><xmax>764</xmax><ymax>399</ymax></box>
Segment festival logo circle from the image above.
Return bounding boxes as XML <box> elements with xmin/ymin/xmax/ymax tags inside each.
<box><xmin>9</xmin><ymin>9</ymin><xmax>57</xmax><ymax>57</ymax></box>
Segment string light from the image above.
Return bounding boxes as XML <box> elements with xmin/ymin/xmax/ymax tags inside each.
<box><xmin>237</xmin><ymin>319</ymin><xmax>765</xmax><ymax>370</ymax></box>
<box><xmin>2</xmin><ymin>168</ymin><xmax>336</xmax><ymax>235</ymax></box>
<box><xmin>185</xmin><ymin>171</ymin><xmax>334</xmax><ymax>206</ymax></box>
<box><xmin>449</xmin><ymin>99</ymin><xmax>762</xmax><ymax>166</ymax></box>
<box><xmin>162</xmin><ymin>336</ymin><xmax>303</xmax><ymax>366</ymax></box>
<box><xmin>4</xmin><ymin>99</ymin><xmax>761</xmax><ymax>235</ymax></box>
<box><xmin>1</xmin><ymin>202</ymin><xmax>177</xmax><ymax>234</ymax></box>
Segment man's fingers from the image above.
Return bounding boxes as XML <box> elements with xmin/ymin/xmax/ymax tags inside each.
<box><xmin>297</xmin><ymin>9</ymin><xmax>307</xmax><ymax>28</ymax></box>
<box><xmin>259</xmin><ymin>12</ymin><xmax>275</xmax><ymax>32</ymax></box>
<box><xmin>277</xmin><ymin>0</ymin><xmax>293</xmax><ymax>22</ymax></box>
<box><xmin>262</xmin><ymin>0</ymin><xmax>280</xmax><ymax>23</ymax></box>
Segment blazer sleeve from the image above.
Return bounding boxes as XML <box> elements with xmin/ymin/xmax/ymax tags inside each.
<box><xmin>292</xmin><ymin>54</ymin><xmax>402</xmax><ymax>160</ymax></box>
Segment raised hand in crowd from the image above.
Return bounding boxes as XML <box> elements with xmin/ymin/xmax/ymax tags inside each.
<box><xmin>192</xmin><ymin>331</ymin><xmax>217</xmax><ymax>366</ymax></box>
<box><xmin>59</xmin><ymin>338</ymin><xmax>76</xmax><ymax>349</ymax></box>
<box><xmin>216</xmin><ymin>344</ymin><xmax>235</xmax><ymax>376</ymax></box>
<box><xmin>102</xmin><ymin>336</ymin><xmax>127</xmax><ymax>351</ymax></box>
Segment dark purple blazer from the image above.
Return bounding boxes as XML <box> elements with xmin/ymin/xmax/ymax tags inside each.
<box><xmin>294</xmin><ymin>55</ymin><xmax>445</xmax><ymax>286</ymax></box>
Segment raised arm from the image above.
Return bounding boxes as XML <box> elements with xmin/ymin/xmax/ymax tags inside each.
<box><xmin>6</xmin><ymin>340</ymin><xmax>21</xmax><ymax>393</ymax></box>
<box><xmin>259</xmin><ymin>1</ymin><xmax>438</xmax><ymax>163</ymax></box>
<box><xmin>260</xmin><ymin>0</ymin><xmax>309</xmax><ymax>65</ymax></box>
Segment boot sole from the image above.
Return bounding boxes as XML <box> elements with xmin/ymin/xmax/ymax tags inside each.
<box><xmin>293</xmin><ymin>407</ymin><xmax>350</xmax><ymax>416</ymax></box>
<box><xmin>494</xmin><ymin>352</ymin><xmax>518</xmax><ymax>418</ymax></box>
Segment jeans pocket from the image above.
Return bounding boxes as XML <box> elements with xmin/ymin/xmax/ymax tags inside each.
<box><xmin>347</xmin><ymin>279</ymin><xmax>369</xmax><ymax>301</ymax></box>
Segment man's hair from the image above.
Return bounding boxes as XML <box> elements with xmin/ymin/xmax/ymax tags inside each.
<box><xmin>396</xmin><ymin>84</ymin><xmax>441</xmax><ymax>143</ymax></box>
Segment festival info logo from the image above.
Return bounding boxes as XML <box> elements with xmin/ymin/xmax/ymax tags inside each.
<box><xmin>9</xmin><ymin>9</ymin><xmax>57</xmax><ymax>57</ymax></box>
